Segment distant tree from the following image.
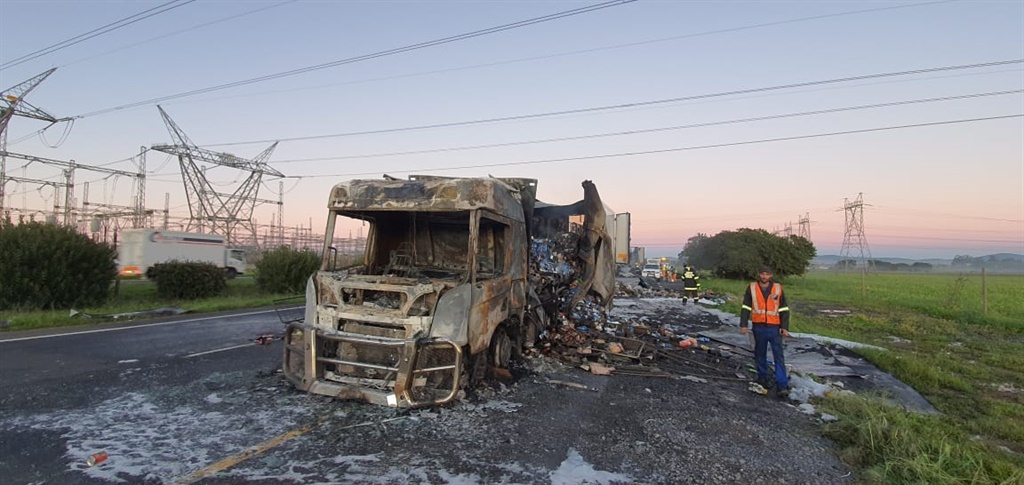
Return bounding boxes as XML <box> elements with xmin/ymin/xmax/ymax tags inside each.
<box><xmin>680</xmin><ymin>233</ymin><xmax>710</xmax><ymax>267</ymax></box>
<box><xmin>871</xmin><ymin>260</ymin><xmax>896</xmax><ymax>271</ymax></box>
<box><xmin>911</xmin><ymin>262</ymin><xmax>933</xmax><ymax>272</ymax></box>
<box><xmin>835</xmin><ymin>259</ymin><xmax>858</xmax><ymax>270</ymax></box>
<box><xmin>951</xmin><ymin>255</ymin><xmax>976</xmax><ymax>267</ymax></box>
<box><xmin>690</xmin><ymin>228</ymin><xmax>815</xmax><ymax>279</ymax></box>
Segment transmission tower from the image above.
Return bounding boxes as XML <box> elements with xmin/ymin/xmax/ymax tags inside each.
<box><xmin>0</xmin><ymin>68</ymin><xmax>60</xmax><ymax>215</ymax></box>
<box><xmin>797</xmin><ymin>212</ymin><xmax>811</xmax><ymax>241</ymax></box>
<box><xmin>152</xmin><ymin>106</ymin><xmax>283</xmax><ymax>247</ymax></box>
<box><xmin>839</xmin><ymin>193</ymin><xmax>872</xmax><ymax>270</ymax></box>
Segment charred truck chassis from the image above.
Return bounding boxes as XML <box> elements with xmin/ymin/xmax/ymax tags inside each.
<box><xmin>283</xmin><ymin>175</ymin><xmax>612</xmax><ymax>408</ymax></box>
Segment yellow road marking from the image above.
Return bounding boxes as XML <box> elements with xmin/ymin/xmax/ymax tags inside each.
<box><xmin>173</xmin><ymin>420</ymin><xmax>320</xmax><ymax>485</ymax></box>
<box><xmin>173</xmin><ymin>415</ymin><xmax>410</xmax><ymax>484</ymax></box>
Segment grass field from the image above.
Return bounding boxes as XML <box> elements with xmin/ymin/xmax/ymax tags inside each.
<box><xmin>705</xmin><ymin>270</ymin><xmax>1024</xmax><ymax>484</ymax></box>
<box><xmin>0</xmin><ymin>278</ymin><xmax>293</xmax><ymax>331</ymax></box>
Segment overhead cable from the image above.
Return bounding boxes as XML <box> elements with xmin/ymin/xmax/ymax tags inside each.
<box><xmin>208</xmin><ymin>59</ymin><xmax>1024</xmax><ymax>147</ymax></box>
<box><xmin>269</xmin><ymin>90</ymin><xmax>1023</xmax><ymax>163</ymax></box>
<box><xmin>61</xmin><ymin>0</ymin><xmax>298</xmax><ymax>68</ymax></box>
<box><xmin>73</xmin><ymin>0</ymin><xmax>637</xmax><ymax>118</ymax></box>
<box><xmin>0</xmin><ymin>0</ymin><xmax>197</xmax><ymax>71</ymax></box>
<box><xmin>158</xmin><ymin>0</ymin><xmax>958</xmax><ymax>107</ymax></box>
<box><xmin>283</xmin><ymin>114</ymin><xmax>1023</xmax><ymax>178</ymax></box>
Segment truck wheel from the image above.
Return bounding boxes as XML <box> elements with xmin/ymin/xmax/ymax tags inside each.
<box><xmin>224</xmin><ymin>268</ymin><xmax>237</xmax><ymax>279</ymax></box>
<box><xmin>490</xmin><ymin>329</ymin><xmax>512</xmax><ymax>370</ymax></box>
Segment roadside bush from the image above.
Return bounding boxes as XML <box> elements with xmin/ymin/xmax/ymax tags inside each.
<box><xmin>255</xmin><ymin>247</ymin><xmax>319</xmax><ymax>294</ymax></box>
<box><xmin>0</xmin><ymin>218</ymin><xmax>117</xmax><ymax>310</ymax></box>
<box><xmin>151</xmin><ymin>261</ymin><xmax>226</xmax><ymax>299</ymax></box>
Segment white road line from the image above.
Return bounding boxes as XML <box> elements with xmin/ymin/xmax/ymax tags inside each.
<box><xmin>0</xmin><ymin>308</ymin><xmax>296</xmax><ymax>344</ymax></box>
<box><xmin>184</xmin><ymin>343</ymin><xmax>255</xmax><ymax>358</ymax></box>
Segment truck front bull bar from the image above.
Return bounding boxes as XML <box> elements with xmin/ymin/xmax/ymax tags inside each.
<box><xmin>282</xmin><ymin>323</ymin><xmax>463</xmax><ymax>408</ymax></box>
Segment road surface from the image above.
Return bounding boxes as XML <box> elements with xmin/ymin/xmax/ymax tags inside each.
<box><xmin>0</xmin><ymin>302</ymin><xmax>853</xmax><ymax>484</ymax></box>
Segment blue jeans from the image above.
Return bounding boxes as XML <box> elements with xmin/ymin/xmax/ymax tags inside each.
<box><xmin>753</xmin><ymin>325</ymin><xmax>788</xmax><ymax>389</ymax></box>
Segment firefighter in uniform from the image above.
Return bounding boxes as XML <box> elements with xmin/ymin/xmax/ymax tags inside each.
<box><xmin>681</xmin><ymin>264</ymin><xmax>700</xmax><ymax>304</ymax></box>
<box><xmin>739</xmin><ymin>266</ymin><xmax>791</xmax><ymax>397</ymax></box>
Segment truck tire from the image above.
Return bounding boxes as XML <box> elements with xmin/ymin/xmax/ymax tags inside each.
<box><xmin>490</xmin><ymin>328</ymin><xmax>512</xmax><ymax>370</ymax></box>
<box><xmin>224</xmin><ymin>267</ymin><xmax>238</xmax><ymax>279</ymax></box>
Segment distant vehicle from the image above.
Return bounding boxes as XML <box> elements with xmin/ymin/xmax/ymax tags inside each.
<box><xmin>642</xmin><ymin>263</ymin><xmax>662</xmax><ymax>281</ymax></box>
<box><xmin>611</xmin><ymin>212</ymin><xmax>630</xmax><ymax>265</ymax></box>
<box><xmin>117</xmin><ymin>229</ymin><xmax>246</xmax><ymax>279</ymax></box>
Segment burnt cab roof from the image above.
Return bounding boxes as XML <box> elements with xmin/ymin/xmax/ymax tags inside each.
<box><xmin>327</xmin><ymin>175</ymin><xmax>537</xmax><ymax>222</ymax></box>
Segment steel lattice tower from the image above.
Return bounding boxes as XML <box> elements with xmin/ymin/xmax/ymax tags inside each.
<box><xmin>797</xmin><ymin>212</ymin><xmax>811</xmax><ymax>241</ymax></box>
<box><xmin>839</xmin><ymin>193</ymin><xmax>872</xmax><ymax>270</ymax></box>
<box><xmin>152</xmin><ymin>106</ymin><xmax>282</xmax><ymax>247</ymax></box>
<box><xmin>0</xmin><ymin>69</ymin><xmax>59</xmax><ymax>214</ymax></box>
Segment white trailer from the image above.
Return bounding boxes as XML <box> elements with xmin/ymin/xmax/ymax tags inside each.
<box><xmin>612</xmin><ymin>212</ymin><xmax>630</xmax><ymax>265</ymax></box>
<box><xmin>117</xmin><ymin>229</ymin><xmax>246</xmax><ymax>278</ymax></box>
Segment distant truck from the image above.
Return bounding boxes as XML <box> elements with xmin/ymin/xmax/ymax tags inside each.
<box><xmin>117</xmin><ymin>229</ymin><xmax>247</xmax><ymax>279</ymax></box>
<box><xmin>282</xmin><ymin>175</ymin><xmax>616</xmax><ymax>408</ymax></box>
<box><xmin>611</xmin><ymin>212</ymin><xmax>630</xmax><ymax>265</ymax></box>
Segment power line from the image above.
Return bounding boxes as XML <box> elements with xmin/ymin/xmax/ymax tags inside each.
<box><xmin>206</xmin><ymin>59</ymin><xmax>1024</xmax><ymax>147</ymax></box>
<box><xmin>870</xmin><ymin>206</ymin><xmax>1024</xmax><ymax>223</ymax></box>
<box><xmin>268</xmin><ymin>90</ymin><xmax>1023</xmax><ymax>163</ymax></box>
<box><xmin>284</xmin><ymin>114</ymin><xmax>1023</xmax><ymax>179</ymax></box>
<box><xmin>153</xmin><ymin>0</ymin><xmax>959</xmax><ymax>108</ymax></box>
<box><xmin>866</xmin><ymin>234</ymin><xmax>1022</xmax><ymax>244</ymax></box>
<box><xmin>73</xmin><ymin>0</ymin><xmax>637</xmax><ymax>118</ymax></box>
<box><xmin>871</xmin><ymin>225</ymin><xmax>1022</xmax><ymax>234</ymax></box>
<box><xmin>0</xmin><ymin>0</ymin><xmax>197</xmax><ymax>71</ymax></box>
<box><xmin>61</xmin><ymin>1</ymin><xmax>298</xmax><ymax>68</ymax></box>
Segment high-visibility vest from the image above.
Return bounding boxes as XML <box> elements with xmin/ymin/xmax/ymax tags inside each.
<box><xmin>683</xmin><ymin>271</ymin><xmax>699</xmax><ymax>290</ymax></box>
<box><xmin>749</xmin><ymin>282</ymin><xmax>783</xmax><ymax>325</ymax></box>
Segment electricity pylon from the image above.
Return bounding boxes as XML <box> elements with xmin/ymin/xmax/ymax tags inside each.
<box><xmin>152</xmin><ymin>106</ymin><xmax>282</xmax><ymax>247</ymax></box>
<box><xmin>839</xmin><ymin>193</ymin><xmax>872</xmax><ymax>271</ymax></box>
<box><xmin>797</xmin><ymin>212</ymin><xmax>811</xmax><ymax>241</ymax></box>
<box><xmin>0</xmin><ymin>68</ymin><xmax>60</xmax><ymax>214</ymax></box>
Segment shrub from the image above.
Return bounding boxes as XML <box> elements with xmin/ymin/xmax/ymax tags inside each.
<box><xmin>151</xmin><ymin>261</ymin><xmax>226</xmax><ymax>299</ymax></box>
<box><xmin>0</xmin><ymin>218</ymin><xmax>117</xmax><ymax>310</ymax></box>
<box><xmin>256</xmin><ymin>247</ymin><xmax>319</xmax><ymax>294</ymax></box>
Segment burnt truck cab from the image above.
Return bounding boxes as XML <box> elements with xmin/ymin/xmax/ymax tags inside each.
<box><xmin>283</xmin><ymin>175</ymin><xmax>538</xmax><ymax>408</ymax></box>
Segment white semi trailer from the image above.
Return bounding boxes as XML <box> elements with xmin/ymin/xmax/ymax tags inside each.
<box><xmin>117</xmin><ymin>229</ymin><xmax>247</xmax><ymax>278</ymax></box>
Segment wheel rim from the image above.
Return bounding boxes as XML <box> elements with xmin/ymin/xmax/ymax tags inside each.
<box><xmin>492</xmin><ymin>331</ymin><xmax>511</xmax><ymax>369</ymax></box>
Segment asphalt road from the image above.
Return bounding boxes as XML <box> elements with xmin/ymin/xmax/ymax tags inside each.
<box><xmin>0</xmin><ymin>301</ymin><xmax>853</xmax><ymax>485</ymax></box>
<box><xmin>0</xmin><ymin>309</ymin><xmax>291</xmax><ymax>484</ymax></box>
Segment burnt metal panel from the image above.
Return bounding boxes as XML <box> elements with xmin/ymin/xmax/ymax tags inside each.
<box><xmin>428</xmin><ymin>284</ymin><xmax>472</xmax><ymax>346</ymax></box>
<box><xmin>328</xmin><ymin>177</ymin><xmax>529</xmax><ymax>223</ymax></box>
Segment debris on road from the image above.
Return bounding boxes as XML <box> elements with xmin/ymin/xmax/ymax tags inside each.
<box><xmin>253</xmin><ymin>334</ymin><xmax>276</xmax><ymax>345</ymax></box>
<box><xmin>85</xmin><ymin>451</ymin><xmax>108</xmax><ymax>467</ymax></box>
<box><xmin>69</xmin><ymin>307</ymin><xmax>189</xmax><ymax>320</ymax></box>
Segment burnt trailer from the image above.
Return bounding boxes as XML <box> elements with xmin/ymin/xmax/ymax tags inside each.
<box><xmin>282</xmin><ymin>175</ymin><xmax>615</xmax><ymax>408</ymax></box>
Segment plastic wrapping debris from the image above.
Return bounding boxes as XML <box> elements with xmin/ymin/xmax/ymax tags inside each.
<box><xmin>748</xmin><ymin>382</ymin><xmax>769</xmax><ymax>395</ymax></box>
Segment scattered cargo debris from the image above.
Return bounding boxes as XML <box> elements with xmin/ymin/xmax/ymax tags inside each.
<box><xmin>68</xmin><ymin>307</ymin><xmax>189</xmax><ymax>320</ymax></box>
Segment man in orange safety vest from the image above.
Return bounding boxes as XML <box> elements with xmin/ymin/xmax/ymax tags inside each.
<box><xmin>739</xmin><ymin>265</ymin><xmax>791</xmax><ymax>398</ymax></box>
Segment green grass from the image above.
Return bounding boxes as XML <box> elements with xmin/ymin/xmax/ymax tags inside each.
<box><xmin>0</xmin><ymin>278</ymin><xmax>294</xmax><ymax>331</ymax></box>
<box><xmin>704</xmin><ymin>270</ymin><xmax>1024</xmax><ymax>484</ymax></box>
